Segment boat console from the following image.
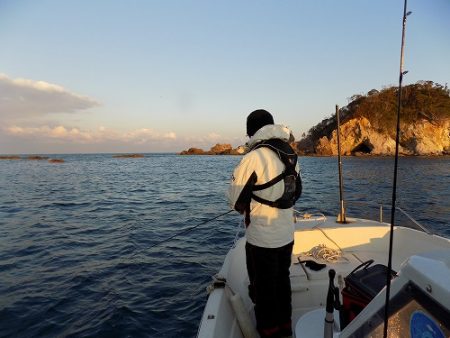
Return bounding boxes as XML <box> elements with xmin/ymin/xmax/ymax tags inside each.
<box><xmin>295</xmin><ymin>250</ymin><xmax>450</xmax><ymax>337</ymax></box>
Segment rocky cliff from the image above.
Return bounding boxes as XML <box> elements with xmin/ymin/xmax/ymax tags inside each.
<box><xmin>295</xmin><ymin>81</ymin><xmax>450</xmax><ymax>156</ymax></box>
<box><xmin>299</xmin><ymin>116</ymin><xmax>450</xmax><ymax>156</ymax></box>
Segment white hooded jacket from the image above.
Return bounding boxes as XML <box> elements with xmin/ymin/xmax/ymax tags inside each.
<box><xmin>228</xmin><ymin>124</ymin><xmax>299</xmax><ymax>248</ymax></box>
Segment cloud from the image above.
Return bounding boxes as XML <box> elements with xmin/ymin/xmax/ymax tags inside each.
<box><xmin>1</xmin><ymin>123</ymin><xmax>246</xmax><ymax>153</ymax></box>
<box><xmin>122</xmin><ymin>128</ymin><xmax>178</xmax><ymax>143</ymax></box>
<box><xmin>5</xmin><ymin>125</ymin><xmax>177</xmax><ymax>145</ymax></box>
<box><xmin>0</xmin><ymin>73</ymin><xmax>99</xmax><ymax>121</ymax></box>
<box><xmin>184</xmin><ymin>132</ymin><xmax>241</xmax><ymax>145</ymax></box>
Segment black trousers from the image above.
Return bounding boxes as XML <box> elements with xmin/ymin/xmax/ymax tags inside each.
<box><xmin>245</xmin><ymin>241</ymin><xmax>294</xmax><ymax>338</ymax></box>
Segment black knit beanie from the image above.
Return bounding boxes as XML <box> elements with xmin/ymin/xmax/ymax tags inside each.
<box><xmin>246</xmin><ymin>109</ymin><xmax>274</xmax><ymax>137</ymax></box>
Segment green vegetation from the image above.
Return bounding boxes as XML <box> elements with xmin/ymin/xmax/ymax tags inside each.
<box><xmin>304</xmin><ymin>81</ymin><xmax>450</xmax><ymax>143</ymax></box>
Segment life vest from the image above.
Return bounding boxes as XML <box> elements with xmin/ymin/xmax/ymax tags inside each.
<box><xmin>249</xmin><ymin>138</ymin><xmax>302</xmax><ymax>209</ymax></box>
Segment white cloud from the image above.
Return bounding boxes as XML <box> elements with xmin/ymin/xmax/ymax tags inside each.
<box><xmin>184</xmin><ymin>132</ymin><xmax>241</xmax><ymax>145</ymax></box>
<box><xmin>164</xmin><ymin>132</ymin><xmax>177</xmax><ymax>140</ymax></box>
<box><xmin>2</xmin><ymin>124</ymin><xmax>244</xmax><ymax>153</ymax></box>
<box><xmin>0</xmin><ymin>73</ymin><xmax>99</xmax><ymax>121</ymax></box>
<box><xmin>5</xmin><ymin>125</ymin><xmax>177</xmax><ymax>145</ymax></box>
<box><xmin>206</xmin><ymin>132</ymin><xmax>221</xmax><ymax>140</ymax></box>
<box><xmin>0</xmin><ymin>74</ymin><xmax>240</xmax><ymax>152</ymax></box>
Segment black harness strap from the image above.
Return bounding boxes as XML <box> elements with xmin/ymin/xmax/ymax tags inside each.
<box><xmin>249</xmin><ymin>138</ymin><xmax>301</xmax><ymax>210</ymax></box>
<box><xmin>251</xmin><ymin>194</ymin><xmax>293</xmax><ymax>209</ymax></box>
<box><xmin>252</xmin><ymin>173</ymin><xmax>284</xmax><ymax>191</ymax></box>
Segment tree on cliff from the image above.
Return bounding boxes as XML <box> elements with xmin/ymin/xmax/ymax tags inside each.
<box><xmin>302</xmin><ymin>81</ymin><xmax>450</xmax><ymax>145</ymax></box>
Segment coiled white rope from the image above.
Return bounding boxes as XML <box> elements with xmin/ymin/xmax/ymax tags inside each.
<box><xmin>293</xmin><ymin>209</ymin><xmax>326</xmax><ymax>222</ymax></box>
<box><xmin>303</xmin><ymin>244</ymin><xmax>342</xmax><ymax>262</ymax></box>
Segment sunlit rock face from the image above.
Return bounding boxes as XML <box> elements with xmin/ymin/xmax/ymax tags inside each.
<box><xmin>209</xmin><ymin>143</ymin><xmax>233</xmax><ymax>155</ymax></box>
<box><xmin>179</xmin><ymin>144</ymin><xmax>244</xmax><ymax>155</ymax></box>
<box><xmin>303</xmin><ymin>117</ymin><xmax>449</xmax><ymax>156</ymax></box>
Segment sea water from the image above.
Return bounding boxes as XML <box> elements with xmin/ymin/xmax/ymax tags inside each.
<box><xmin>0</xmin><ymin>154</ymin><xmax>448</xmax><ymax>337</ymax></box>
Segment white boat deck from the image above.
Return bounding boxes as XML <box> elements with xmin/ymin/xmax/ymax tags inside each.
<box><xmin>198</xmin><ymin>215</ymin><xmax>450</xmax><ymax>338</ymax></box>
<box><xmin>290</xmin><ymin>216</ymin><xmax>449</xmax><ymax>324</ymax></box>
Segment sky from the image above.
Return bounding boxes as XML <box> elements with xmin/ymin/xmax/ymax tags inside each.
<box><xmin>0</xmin><ymin>0</ymin><xmax>449</xmax><ymax>154</ymax></box>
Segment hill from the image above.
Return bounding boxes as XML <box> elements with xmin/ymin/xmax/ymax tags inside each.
<box><xmin>295</xmin><ymin>81</ymin><xmax>450</xmax><ymax>155</ymax></box>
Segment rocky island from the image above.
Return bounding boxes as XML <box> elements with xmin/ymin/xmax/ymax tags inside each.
<box><xmin>0</xmin><ymin>156</ymin><xmax>21</xmax><ymax>160</ymax></box>
<box><xmin>294</xmin><ymin>81</ymin><xmax>450</xmax><ymax>156</ymax></box>
<box><xmin>0</xmin><ymin>155</ymin><xmax>64</xmax><ymax>162</ymax></box>
<box><xmin>48</xmin><ymin>159</ymin><xmax>65</xmax><ymax>163</ymax></box>
<box><xmin>113</xmin><ymin>154</ymin><xmax>145</xmax><ymax>158</ymax></box>
<box><xmin>27</xmin><ymin>156</ymin><xmax>49</xmax><ymax>160</ymax></box>
<box><xmin>179</xmin><ymin>143</ymin><xmax>246</xmax><ymax>155</ymax></box>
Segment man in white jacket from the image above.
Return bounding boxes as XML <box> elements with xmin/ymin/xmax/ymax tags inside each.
<box><xmin>228</xmin><ymin>110</ymin><xmax>301</xmax><ymax>338</ymax></box>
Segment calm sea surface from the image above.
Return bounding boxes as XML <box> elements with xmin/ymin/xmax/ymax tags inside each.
<box><xmin>0</xmin><ymin>154</ymin><xmax>449</xmax><ymax>337</ymax></box>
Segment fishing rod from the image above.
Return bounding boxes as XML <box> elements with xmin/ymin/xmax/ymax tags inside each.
<box><xmin>147</xmin><ymin>209</ymin><xmax>234</xmax><ymax>250</ymax></box>
<box><xmin>335</xmin><ymin>104</ymin><xmax>346</xmax><ymax>223</ymax></box>
<box><xmin>383</xmin><ymin>1</ymin><xmax>411</xmax><ymax>337</ymax></box>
